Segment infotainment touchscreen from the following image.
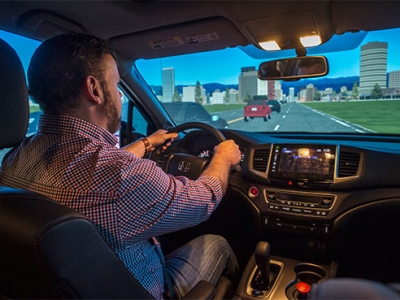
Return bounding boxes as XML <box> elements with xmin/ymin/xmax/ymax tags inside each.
<box><xmin>268</xmin><ymin>144</ymin><xmax>336</xmax><ymax>183</ymax></box>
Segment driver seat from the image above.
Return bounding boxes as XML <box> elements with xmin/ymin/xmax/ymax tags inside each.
<box><xmin>0</xmin><ymin>37</ymin><xmax>155</xmax><ymax>299</ymax></box>
<box><xmin>0</xmin><ymin>38</ymin><xmax>217</xmax><ymax>299</ymax></box>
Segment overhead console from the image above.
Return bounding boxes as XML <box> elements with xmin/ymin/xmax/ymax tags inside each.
<box><xmin>267</xmin><ymin>144</ymin><xmax>336</xmax><ymax>189</ymax></box>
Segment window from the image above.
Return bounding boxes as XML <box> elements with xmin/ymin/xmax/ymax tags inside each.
<box><xmin>0</xmin><ymin>30</ymin><xmax>40</xmax><ymax>161</ymax></box>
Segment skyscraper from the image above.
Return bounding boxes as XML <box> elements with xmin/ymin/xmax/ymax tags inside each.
<box><xmin>359</xmin><ymin>42</ymin><xmax>387</xmax><ymax>95</ymax></box>
<box><xmin>389</xmin><ymin>70</ymin><xmax>400</xmax><ymax>88</ymax></box>
<box><xmin>162</xmin><ymin>67</ymin><xmax>175</xmax><ymax>102</ymax></box>
<box><xmin>239</xmin><ymin>66</ymin><xmax>269</xmax><ymax>103</ymax></box>
<box><xmin>239</xmin><ymin>67</ymin><xmax>258</xmax><ymax>102</ymax></box>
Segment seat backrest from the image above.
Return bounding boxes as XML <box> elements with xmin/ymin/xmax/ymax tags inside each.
<box><xmin>0</xmin><ymin>38</ymin><xmax>153</xmax><ymax>299</ymax></box>
<box><xmin>0</xmin><ymin>186</ymin><xmax>154</xmax><ymax>299</ymax></box>
<box><xmin>0</xmin><ymin>38</ymin><xmax>29</xmax><ymax>150</ymax></box>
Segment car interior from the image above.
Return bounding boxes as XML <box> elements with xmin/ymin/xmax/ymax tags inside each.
<box><xmin>1</xmin><ymin>1</ymin><xmax>400</xmax><ymax>299</ymax></box>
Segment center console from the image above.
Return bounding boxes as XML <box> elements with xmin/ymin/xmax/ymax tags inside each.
<box><xmin>234</xmin><ymin>242</ymin><xmax>337</xmax><ymax>300</ymax></box>
<box><xmin>234</xmin><ymin>144</ymin><xmax>342</xmax><ymax>299</ymax></box>
<box><xmin>245</xmin><ymin>143</ymin><xmax>343</xmax><ymax>260</ymax></box>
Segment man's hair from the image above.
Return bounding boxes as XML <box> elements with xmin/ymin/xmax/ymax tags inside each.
<box><xmin>298</xmin><ymin>58</ymin><xmax>324</xmax><ymax>68</ymax></box>
<box><xmin>28</xmin><ymin>33</ymin><xmax>117</xmax><ymax>114</ymax></box>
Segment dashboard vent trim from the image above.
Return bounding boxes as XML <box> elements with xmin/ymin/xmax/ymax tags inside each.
<box><xmin>338</xmin><ymin>151</ymin><xmax>360</xmax><ymax>177</ymax></box>
<box><xmin>253</xmin><ymin>148</ymin><xmax>270</xmax><ymax>172</ymax></box>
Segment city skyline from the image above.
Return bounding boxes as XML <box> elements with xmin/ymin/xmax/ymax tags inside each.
<box><xmin>151</xmin><ymin>37</ymin><xmax>398</xmax><ymax>103</ymax></box>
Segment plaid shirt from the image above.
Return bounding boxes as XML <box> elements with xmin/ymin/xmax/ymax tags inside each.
<box><xmin>0</xmin><ymin>114</ymin><xmax>223</xmax><ymax>299</ymax></box>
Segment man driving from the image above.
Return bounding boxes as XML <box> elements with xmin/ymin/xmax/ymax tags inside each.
<box><xmin>0</xmin><ymin>33</ymin><xmax>240</xmax><ymax>299</ymax></box>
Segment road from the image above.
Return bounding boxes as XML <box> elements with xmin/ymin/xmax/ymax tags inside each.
<box><xmin>0</xmin><ymin>102</ymin><xmax>370</xmax><ymax>162</ymax></box>
<box><xmin>217</xmin><ymin>102</ymin><xmax>371</xmax><ymax>133</ymax></box>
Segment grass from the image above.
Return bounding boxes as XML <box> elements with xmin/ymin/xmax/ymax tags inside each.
<box><xmin>29</xmin><ymin>103</ymin><xmax>41</xmax><ymax>113</ymax></box>
<box><xmin>203</xmin><ymin>103</ymin><xmax>245</xmax><ymax>113</ymax></box>
<box><xmin>301</xmin><ymin>100</ymin><xmax>400</xmax><ymax>134</ymax></box>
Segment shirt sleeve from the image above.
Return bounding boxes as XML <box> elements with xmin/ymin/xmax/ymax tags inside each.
<box><xmin>114</xmin><ymin>154</ymin><xmax>224</xmax><ymax>243</ymax></box>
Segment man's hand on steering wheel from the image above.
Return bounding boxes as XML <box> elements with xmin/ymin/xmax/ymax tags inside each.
<box><xmin>146</xmin><ymin>122</ymin><xmax>241</xmax><ymax>185</ymax></box>
<box><xmin>213</xmin><ymin>140</ymin><xmax>241</xmax><ymax>169</ymax></box>
<box><xmin>146</xmin><ymin>129</ymin><xmax>178</xmax><ymax>152</ymax></box>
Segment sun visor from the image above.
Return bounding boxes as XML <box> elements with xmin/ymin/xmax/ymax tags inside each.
<box><xmin>17</xmin><ymin>10</ymin><xmax>85</xmax><ymax>41</ymax></box>
<box><xmin>111</xmin><ymin>17</ymin><xmax>248</xmax><ymax>60</ymax></box>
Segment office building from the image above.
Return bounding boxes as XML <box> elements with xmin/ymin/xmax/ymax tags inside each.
<box><xmin>289</xmin><ymin>87</ymin><xmax>295</xmax><ymax>102</ymax></box>
<box><xmin>389</xmin><ymin>70</ymin><xmax>400</xmax><ymax>88</ymax></box>
<box><xmin>359</xmin><ymin>42</ymin><xmax>387</xmax><ymax>95</ymax></box>
<box><xmin>239</xmin><ymin>66</ymin><xmax>269</xmax><ymax>102</ymax></box>
<box><xmin>182</xmin><ymin>86</ymin><xmax>206</xmax><ymax>103</ymax></box>
<box><xmin>162</xmin><ymin>67</ymin><xmax>175</xmax><ymax>102</ymax></box>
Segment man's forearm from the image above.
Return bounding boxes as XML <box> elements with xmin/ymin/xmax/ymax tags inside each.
<box><xmin>122</xmin><ymin>140</ymin><xmax>146</xmax><ymax>157</ymax></box>
<box><xmin>201</xmin><ymin>154</ymin><xmax>231</xmax><ymax>194</ymax></box>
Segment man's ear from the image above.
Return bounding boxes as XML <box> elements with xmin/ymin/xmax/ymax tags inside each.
<box><xmin>83</xmin><ymin>76</ymin><xmax>103</xmax><ymax>105</ymax></box>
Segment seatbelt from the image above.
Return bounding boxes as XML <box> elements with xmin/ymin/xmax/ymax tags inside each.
<box><xmin>151</xmin><ymin>237</ymin><xmax>176</xmax><ymax>299</ymax></box>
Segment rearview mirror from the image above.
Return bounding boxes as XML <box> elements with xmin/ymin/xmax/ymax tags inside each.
<box><xmin>258</xmin><ymin>56</ymin><xmax>328</xmax><ymax>81</ymax></box>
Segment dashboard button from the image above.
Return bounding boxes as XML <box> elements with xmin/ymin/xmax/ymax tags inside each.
<box><xmin>321</xmin><ymin>197</ymin><xmax>333</xmax><ymax>207</ymax></box>
<box><xmin>266</xmin><ymin>191</ymin><xmax>276</xmax><ymax>201</ymax></box>
<box><xmin>322</xmin><ymin>224</ymin><xmax>331</xmax><ymax>234</ymax></box>
<box><xmin>268</xmin><ymin>204</ymin><xmax>280</xmax><ymax>210</ymax></box>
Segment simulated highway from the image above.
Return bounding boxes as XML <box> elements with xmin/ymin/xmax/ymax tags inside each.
<box><xmin>218</xmin><ymin>103</ymin><xmax>373</xmax><ymax>133</ymax></box>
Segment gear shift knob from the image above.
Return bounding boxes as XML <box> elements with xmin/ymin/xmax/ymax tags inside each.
<box><xmin>254</xmin><ymin>241</ymin><xmax>271</xmax><ymax>289</ymax></box>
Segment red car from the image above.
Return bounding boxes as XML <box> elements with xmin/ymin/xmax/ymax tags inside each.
<box><xmin>243</xmin><ymin>99</ymin><xmax>272</xmax><ymax>121</ymax></box>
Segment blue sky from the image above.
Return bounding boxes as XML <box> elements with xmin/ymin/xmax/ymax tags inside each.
<box><xmin>2</xmin><ymin>27</ymin><xmax>400</xmax><ymax>86</ymax></box>
<box><xmin>136</xmin><ymin>27</ymin><xmax>400</xmax><ymax>86</ymax></box>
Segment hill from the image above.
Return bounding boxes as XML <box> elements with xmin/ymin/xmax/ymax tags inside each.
<box><xmin>149</xmin><ymin>76</ymin><xmax>360</xmax><ymax>97</ymax></box>
<box><xmin>281</xmin><ymin>76</ymin><xmax>359</xmax><ymax>95</ymax></box>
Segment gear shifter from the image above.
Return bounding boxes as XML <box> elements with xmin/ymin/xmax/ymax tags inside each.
<box><xmin>253</xmin><ymin>241</ymin><xmax>271</xmax><ymax>290</ymax></box>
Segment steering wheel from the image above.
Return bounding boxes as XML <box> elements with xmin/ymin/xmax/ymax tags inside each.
<box><xmin>149</xmin><ymin>122</ymin><xmax>226</xmax><ymax>180</ymax></box>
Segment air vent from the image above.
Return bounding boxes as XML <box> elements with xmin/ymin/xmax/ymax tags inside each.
<box><xmin>338</xmin><ymin>151</ymin><xmax>360</xmax><ymax>177</ymax></box>
<box><xmin>253</xmin><ymin>148</ymin><xmax>270</xmax><ymax>172</ymax></box>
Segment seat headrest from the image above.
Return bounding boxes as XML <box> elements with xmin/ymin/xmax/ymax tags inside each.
<box><xmin>0</xmin><ymin>38</ymin><xmax>29</xmax><ymax>150</ymax></box>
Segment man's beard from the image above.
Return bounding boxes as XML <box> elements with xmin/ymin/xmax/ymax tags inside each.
<box><xmin>101</xmin><ymin>84</ymin><xmax>121</xmax><ymax>134</ymax></box>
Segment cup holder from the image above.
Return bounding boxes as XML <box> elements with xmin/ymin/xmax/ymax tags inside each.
<box><xmin>286</xmin><ymin>263</ymin><xmax>327</xmax><ymax>300</ymax></box>
<box><xmin>295</xmin><ymin>263</ymin><xmax>326</xmax><ymax>285</ymax></box>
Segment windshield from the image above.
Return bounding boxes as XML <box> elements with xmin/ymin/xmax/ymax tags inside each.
<box><xmin>136</xmin><ymin>27</ymin><xmax>400</xmax><ymax>135</ymax></box>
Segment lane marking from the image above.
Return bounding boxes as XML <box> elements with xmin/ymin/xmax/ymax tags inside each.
<box><xmin>330</xmin><ymin>117</ymin><xmax>350</xmax><ymax>127</ymax></box>
<box><xmin>227</xmin><ymin>117</ymin><xmax>244</xmax><ymax>124</ymax></box>
<box><xmin>301</xmin><ymin>105</ymin><xmax>375</xmax><ymax>133</ymax></box>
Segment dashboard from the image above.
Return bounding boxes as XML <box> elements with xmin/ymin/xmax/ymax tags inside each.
<box><xmin>237</xmin><ymin>133</ymin><xmax>400</xmax><ymax>222</ymax></box>
<box><xmin>178</xmin><ymin>129</ymin><xmax>400</xmax><ymax>190</ymax></box>
<box><xmin>172</xmin><ymin>129</ymin><xmax>400</xmax><ymax>269</ymax></box>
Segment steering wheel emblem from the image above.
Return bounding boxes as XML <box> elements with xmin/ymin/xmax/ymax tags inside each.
<box><xmin>178</xmin><ymin>161</ymin><xmax>191</xmax><ymax>172</ymax></box>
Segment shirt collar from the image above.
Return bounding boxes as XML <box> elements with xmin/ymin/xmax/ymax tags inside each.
<box><xmin>38</xmin><ymin>114</ymin><xmax>118</xmax><ymax>146</ymax></box>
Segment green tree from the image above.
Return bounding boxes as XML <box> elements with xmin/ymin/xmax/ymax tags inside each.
<box><xmin>195</xmin><ymin>81</ymin><xmax>203</xmax><ymax>103</ymax></box>
<box><xmin>370</xmin><ymin>83</ymin><xmax>383</xmax><ymax>99</ymax></box>
<box><xmin>243</xmin><ymin>92</ymin><xmax>252</xmax><ymax>103</ymax></box>
<box><xmin>351</xmin><ymin>82</ymin><xmax>359</xmax><ymax>100</ymax></box>
<box><xmin>224</xmin><ymin>87</ymin><xmax>230</xmax><ymax>104</ymax></box>
<box><xmin>313</xmin><ymin>91</ymin><xmax>321</xmax><ymax>101</ymax></box>
<box><xmin>172</xmin><ymin>87</ymin><xmax>181</xmax><ymax>102</ymax></box>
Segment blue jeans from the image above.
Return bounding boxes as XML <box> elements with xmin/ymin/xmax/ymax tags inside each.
<box><xmin>164</xmin><ymin>234</ymin><xmax>239</xmax><ymax>298</ymax></box>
